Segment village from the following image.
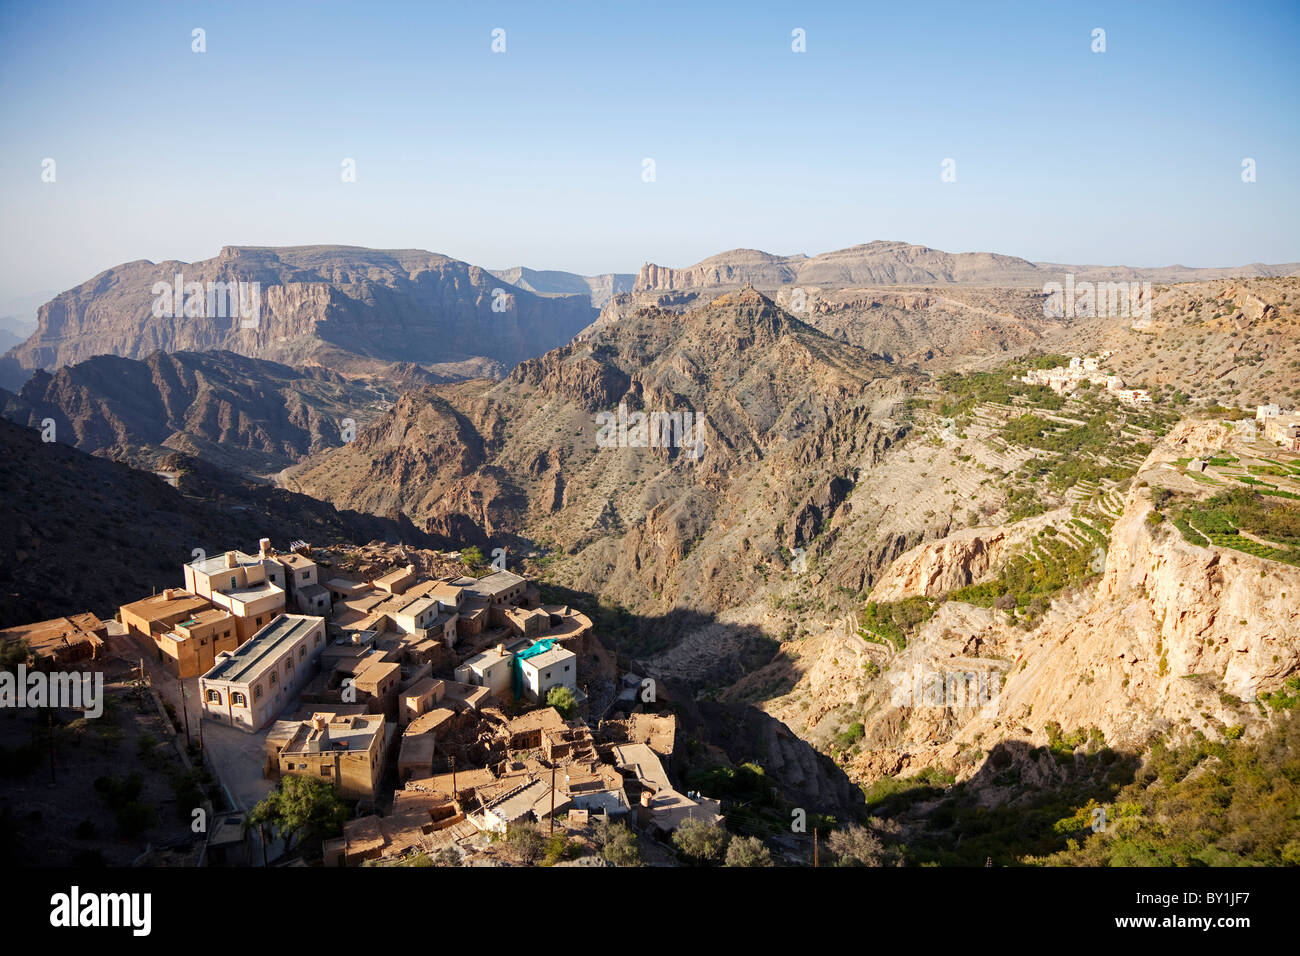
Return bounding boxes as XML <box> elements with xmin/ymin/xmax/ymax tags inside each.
<box><xmin>1018</xmin><ymin>353</ymin><xmax>1153</xmax><ymax>406</ymax></box>
<box><xmin>0</xmin><ymin>540</ymin><xmax>728</xmax><ymax>867</ymax></box>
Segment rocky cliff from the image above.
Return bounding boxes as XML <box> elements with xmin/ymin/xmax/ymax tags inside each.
<box><xmin>7</xmin><ymin>245</ymin><xmax>596</xmax><ymax>379</ymax></box>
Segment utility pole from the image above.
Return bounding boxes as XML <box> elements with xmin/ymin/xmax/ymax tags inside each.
<box><xmin>181</xmin><ymin>683</ymin><xmax>191</xmax><ymax>744</ymax></box>
<box><xmin>550</xmin><ymin>762</ymin><xmax>556</xmax><ymax>836</ymax></box>
<box><xmin>451</xmin><ymin>754</ymin><xmax>456</xmax><ymax>804</ymax></box>
<box><xmin>813</xmin><ymin>828</ymin><xmax>818</xmax><ymax>868</ymax></box>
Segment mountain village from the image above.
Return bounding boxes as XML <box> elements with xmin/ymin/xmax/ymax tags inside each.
<box><xmin>0</xmin><ymin>539</ymin><xmax>723</xmax><ymax>866</ymax></box>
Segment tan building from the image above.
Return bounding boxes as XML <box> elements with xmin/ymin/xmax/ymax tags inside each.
<box><xmin>199</xmin><ymin>614</ymin><xmax>328</xmax><ymax>732</ymax></box>
<box><xmin>272</xmin><ymin>711</ymin><xmax>389</xmax><ymax>802</ymax></box>
<box><xmin>1264</xmin><ymin>415</ymin><xmax>1300</xmax><ymax>451</ymax></box>
<box><xmin>274</xmin><ymin>551</ymin><xmax>331</xmax><ymax>617</ymax></box>
<box><xmin>155</xmin><ymin>606</ymin><xmax>238</xmax><ymax>678</ymax></box>
<box><xmin>121</xmin><ymin>589</ymin><xmax>212</xmax><ymax>642</ymax></box>
<box><xmin>185</xmin><ymin>546</ymin><xmax>287</xmax><ymax>643</ymax></box>
<box><xmin>0</xmin><ymin>612</ymin><xmax>107</xmax><ymax>668</ymax></box>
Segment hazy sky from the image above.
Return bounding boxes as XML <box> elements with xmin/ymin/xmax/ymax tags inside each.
<box><xmin>1</xmin><ymin>0</ymin><xmax>1298</xmax><ymax>307</ymax></box>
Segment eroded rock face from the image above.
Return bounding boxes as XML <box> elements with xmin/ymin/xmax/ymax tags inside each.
<box><xmin>765</xmin><ymin>418</ymin><xmax>1300</xmax><ymax>791</ymax></box>
<box><xmin>8</xmin><ymin>245</ymin><xmax>596</xmax><ymax>375</ymax></box>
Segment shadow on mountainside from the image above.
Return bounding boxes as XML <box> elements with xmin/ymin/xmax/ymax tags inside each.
<box><xmin>862</xmin><ymin>736</ymin><xmax>1145</xmax><ymax>865</ymax></box>
<box><xmin>535</xmin><ymin>580</ymin><xmax>864</xmax><ymax>821</ymax></box>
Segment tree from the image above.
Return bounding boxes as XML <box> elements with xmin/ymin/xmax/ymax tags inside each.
<box><xmin>460</xmin><ymin>546</ymin><xmax>485</xmax><ymax>570</ymax></box>
<box><xmin>725</xmin><ymin>835</ymin><xmax>774</xmax><ymax>867</ymax></box>
<box><xmin>828</xmin><ymin>824</ymin><xmax>887</xmax><ymax>866</ymax></box>
<box><xmin>597</xmin><ymin>821</ymin><xmax>642</xmax><ymax>867</ymax></box>
<box><xmin>431</xmin><ymin>846</ymin><xmax>462</xmax><ymax>867</ymax></box>
<box><xmin>249</xmin><ymin>774</ymin><xmax>348</xmax><ymax>856</ymax></box>
<box><xmin>504</xmin><ymin>821</ymin><xmax>545</xmax><ymax>863</ymax></box>
<box><xmin>546</xmin><ymin>686</ymin><xmax>578</xmax><ymax>719</ymax></box>
<box><xmin>672</xmin><ymin>817</ymin><xmax>729</xmax><ymax>865</ymax></box>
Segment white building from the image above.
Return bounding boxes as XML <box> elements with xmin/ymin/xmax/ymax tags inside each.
<box><xmin>518</xmin><ymin>644</ymin><xmax>577</xmax><ymax>703</ymax></box>
<box><xmin>199</xmin><ymin>614</ymin><xmax>327</xmax><ymax>732</ymax></box>
<box><xmin>454</xmin><ymin>643</ymin><xmax>514</xmax><ymax>697</ymax></box>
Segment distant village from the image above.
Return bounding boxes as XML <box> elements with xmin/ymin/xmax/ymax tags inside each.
<box><xmin>1019</xmin><ymin>352</ymin><xmax>1152</xmax><ymax>406</ymax></box>
<box><xmin>0</xmin><ymin>539</ymin><xmax>722</xmax><ymax>866</ymax></box>
<box><xmin>1253</xmin><ymin>403</ymin><xmax>1300</xmax><ymax>451</ymax></box>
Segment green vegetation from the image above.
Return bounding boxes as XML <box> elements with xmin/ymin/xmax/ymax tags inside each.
<box><xmin>594</xmin><ymin>819</ymin><xmax>642</xmax><ymax>866</ymax></box>
<box><xmin>672</xmin><ymin>817</ymin><xmax>730</xmax><ymax>865</ymax></box>
<box><xmin>545</xmin><ymin>685</ymin><xmax>578</xmax><ymax>719</ymax></box>
<box><xmin>857</xmin><ymin>597</ymin><xmax>937</xmax><ymax>651</ymax></box>
<box><xmin>249</xmin><ymin>774</ymin><xmax>348</xmax><ymax>857</ymax></box>
<box><xmin>1042</xmin><ymin>711</ymin><xmax>1300</xmax><ymax>866</ymax></box>
<box><xmin>725</xmin><ymin>835</ymin><xmax>774</xmax><ymax>867</ymax></box>
<box><xmin>949</xmin><ymin>530</ymin><xmax>1102</xmax><ymax>624</ymax></box>
<box><xmin>1165</xmin><ymin>488</ymin><xmax>1300</xmax><ymax>566</ymax></box>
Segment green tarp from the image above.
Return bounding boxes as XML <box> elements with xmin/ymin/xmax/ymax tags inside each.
<box><xmin>511</xmin><ymin>638</ymin><xmax>556</xmax><ymax>700</ymax></box>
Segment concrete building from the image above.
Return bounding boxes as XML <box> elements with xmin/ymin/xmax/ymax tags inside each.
<box><xmin>155</xmin><ymin>606</ymin><xmax>238</xmax><ymax>678</ymax></box>
<box><xmin>199</xmin><ymin>614</ymin><xmax>327</xmax><ymax>732</ymax></box>
<box><xmin>184</xmin><ymin>545</ymin><xmax>287</xmax><ymax>643</ymax></box>
<box><xmin>272</xmin><ymin>711</ymin><xmax>389</xmax><ymax>801</ymax></box>
<box><xmin>120</xmin><ymin>589</ymin><xmax>212</xmax><ymax>642</ymax></box>
<box><xmin>454</xmin><ymin>643</ymin><xmax>514</xmax><ymax>697</ymax></box>
<box><xmin>1264</xmin><ymin>415</ymin><xmax>1300</xmax><ymax>451</ymax></box>
<box><xmin>517</xmin><ymin>644</ymin><xmax>577</xmax><ymax>704</ymax></box>
<box><xmin>275</xmin><ymin>551</ymin><xmax>330</xmax><ymax>617</ymax></box>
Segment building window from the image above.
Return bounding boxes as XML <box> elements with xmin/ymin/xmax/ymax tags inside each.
<box><xmin>285</xmin><ymin>659</ymin><xmax>293</xmax><ymax>672</ymax></box>
<box><xmin>205</xmin><ymin>689</ymin><xmax>221</xmax><ymax>703</ymax></box>
<box><xmin>232</xmin><ymin>692</ymin><xmax>246</xmax><ymax>707</ymax></box>
<box><xmin>254</xmin><ymin>685</ymin><xmax>263</xmax><ymax>700</ymax></box>
<box><xmin>269</xmin><ymin>673</ymin><xmax>277</xmax><ymax>686</ymax></box>
<box><xmin>256</xmin><ymin>616</ymin><xmax>264</xmax><ymax>626</ymax></box>
<box><xmin>314</xmin><ymin>633</ymin><xmax>321</xmax><ymax>645</ymax></box>
<box><xmin>299</xmin><ymin>646</ymin><xmax>305</xmax><ymax>659</ymax></box>
<box><xmin>230</xmin><ymin>576</ymin><xmax>237</xmax><ymax>589</ymax></box>
<box><xmin>544</xmin><ymin>671</ymin><xmax>552</xmax><ymax>680</ymax></box>
<box><xmin>564</xmin><ymin>664</ymin><xmax>571</xmax><ymax>672</ymax></box>
<box><xmin>321</xmin><ymin>766</ymin><xmax>331</xmax><ymax>776</ymax></box>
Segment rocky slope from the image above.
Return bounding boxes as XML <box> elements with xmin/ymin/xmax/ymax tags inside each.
<box><xmin>0</xmin><ymin>417</ymin><xmax>433</xmax><ymax>628</ymax></box>
<box><xmin>757</xmin><ymin>418</ymin><xmax>1300</xmax><ymax>793</ymax></box>
<box><xmin>288</xmin><ymin>289</ymin><xmax>917</xmax><ymax>681</ymax></box>
<box><xmin>6</xmin><ymin>245</ymin><xmax>596</xmax><ymax>380</ymax></box>
<box><xmin>0</xmin><ymin>349</ymin><xmax>429</xmax><ymax>475</ymax></box>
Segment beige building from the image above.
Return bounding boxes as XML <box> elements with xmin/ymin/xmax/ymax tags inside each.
<box><xmin>1264</xmin><ymin>415</ymin><xmax>1300</xmax><ymax>451</ymax></box>
<box><xmin>121</xmin><ymin>589</ymin><xmax>212</xmax><ymax>642</ymax></box>
<box><xmin>0</xmin><ymin>612</ymin><xmax>107</xmax><ymax>668</ymax></box>
<box><xmin>184</xmin><ymin>544</ymin><xmax>287</xmax><ymax>643</ymax></box>
<box><xmin>275</xmin><ymin>551</ymin><xmax>331</xmax><ymax>617</ymax></box>
<box><xmin>199</xmin><ymin>614</ymin><xmax>327</xmax><ymax>732</ymax></box>
<box><xmin>155</xmin><ymin>606</ymin><xmax>238</xmax><ymax>678</ymax></box>
<box><xmin>272</xmin><ymin>711</ymin><xmax>389</xmax><ymax>801</ymax></box>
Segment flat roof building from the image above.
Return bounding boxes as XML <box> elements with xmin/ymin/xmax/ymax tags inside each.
<box><xmin>199</xmin><ymin>614</ymin><xmax>327</xmax><ymax>733</ymax></box>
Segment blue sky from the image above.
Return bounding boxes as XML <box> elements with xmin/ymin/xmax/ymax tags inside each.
<box><xmin>1</xmin><ymin>0</ymin><xmax>1297</xmax><ymax>307</ymax></box>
